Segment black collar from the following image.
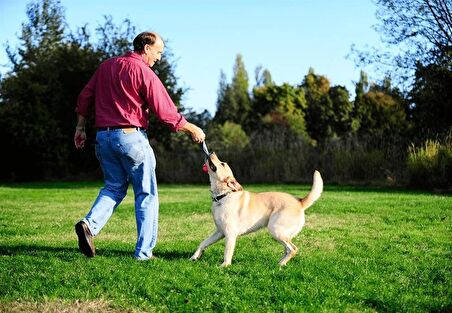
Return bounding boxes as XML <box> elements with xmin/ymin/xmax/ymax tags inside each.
<box><xmin>212</xmin><ymin>190</ymin><xmax>234</xmax><ymax>203</ymax></box>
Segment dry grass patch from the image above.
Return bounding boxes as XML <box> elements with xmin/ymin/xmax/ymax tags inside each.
<box><xmin>0</xmin><ymin>300</ymin><xmax>145</xmax><ymax>313</ymax></box>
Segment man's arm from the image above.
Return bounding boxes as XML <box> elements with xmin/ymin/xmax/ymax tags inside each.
<box><xmin>142</xmin><ymin>70</ymin><xmax>206</xmax><ymax>142</ymax></box>
<box><xmin>74</xmin><ymin>69</ymin><xmax>98</xmax><ymax>149</ymax></box>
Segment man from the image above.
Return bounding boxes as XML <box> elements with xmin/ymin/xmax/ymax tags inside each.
<box><xmin>74</xmin><ymin>31</ymin><xmax>205</xmax><ymax>260</ymax></box>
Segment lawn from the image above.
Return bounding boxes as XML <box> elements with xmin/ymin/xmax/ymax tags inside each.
<box><xmin>0</xmin><ymin>181</ymin><xmax>450</xmax><ymax>312</ymax></box>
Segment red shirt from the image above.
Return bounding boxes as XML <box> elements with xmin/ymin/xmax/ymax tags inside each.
<box><xmin>76</xmin><ymin>51</ymin><xmax>187</xmax><ymax>131</ymax></box>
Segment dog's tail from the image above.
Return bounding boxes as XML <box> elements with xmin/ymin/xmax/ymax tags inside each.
<box><xmin>299</xmin><ymin>170</ymin><xmax>323</xmax><ymax>210</ymax></box>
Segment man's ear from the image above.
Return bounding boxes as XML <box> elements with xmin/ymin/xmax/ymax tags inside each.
<box><xmin>226</xmin><ymin>177</ymin><xmax>243</xmax><ymax>191</ymax></box>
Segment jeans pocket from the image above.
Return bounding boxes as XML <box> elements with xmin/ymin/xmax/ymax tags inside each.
<box><xmin>120</xmin><ymin>142</ymin><xmax>145</xmax><ymax>165</ymax></box>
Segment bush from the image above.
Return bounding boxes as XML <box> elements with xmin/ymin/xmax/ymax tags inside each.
<box><xmin>155</xmin><ymin>131</ymin><xmax>408</xmax><ymax>185</ymax></box>
<box><xmin>207</xmin><ymin>121</ymin><xmax>250</xmax><ymax>150</ymax></box>
<box><xmin>406</xmin><ymin>138</ymin><xmax>452</xmax><ymax>190</ymax></box>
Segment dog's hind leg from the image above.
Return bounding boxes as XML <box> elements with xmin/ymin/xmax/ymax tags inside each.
<box><xmin>276</xmin><ymin>238</ymin><xmax>298</xmax><ymax>266</ymax></box>
<box><xmin>190</xmin><ymin>230</ymin><xmax>224</xmax><ymax>261</ymax></box>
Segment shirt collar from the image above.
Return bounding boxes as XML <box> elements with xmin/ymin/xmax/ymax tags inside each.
<box><xmin>125</xmin><ymin>51</ymin><xmax>148</xmax><ymax>66</ymax></box>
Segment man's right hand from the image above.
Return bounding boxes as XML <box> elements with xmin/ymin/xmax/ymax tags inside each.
<box><xmin>180</xmin><ymin>122</ymin><xmax>206</xmax><ymax>143</ymax></box>
<box><xmin>74</xmin><ymin>128</ymin><xmax>86</xmax><ymax>149</ymax></box>
<box><xmin>191</xmin><ymin>126</ymin><xmax>206</xmax><ymax>144</ymax></box>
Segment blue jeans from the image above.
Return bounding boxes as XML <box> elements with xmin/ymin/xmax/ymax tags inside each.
<box><xmin>82</xmin><ymin>128</ymin><xmax>158</xmax><ymax>260</ymax></box>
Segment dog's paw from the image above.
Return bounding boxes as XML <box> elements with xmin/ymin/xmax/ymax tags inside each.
<box><xmin>190</xmin><ymin>252</ymin><xmax>201</xmax><ymax>261</ymax></box>
<box><xmin>220</xmin><ymin>262</ymin><xmax>231</xmax><ymax>267</ymax></box>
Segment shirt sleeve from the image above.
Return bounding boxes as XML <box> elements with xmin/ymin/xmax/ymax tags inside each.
<box><xmin>142</xmin><ymin>69</ymin><xmax>187</xmax><ymax>132</ymax></box>
<box><xmin>75</xmin><ymin>69</ymin><xmax>98</xmax><ymax>117</ymax></box>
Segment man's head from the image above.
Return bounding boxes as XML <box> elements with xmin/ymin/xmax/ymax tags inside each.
<box><xmin>133</xmin><ymin>32</ymin><xmax>164</xmax><ymax>67</ymax></box>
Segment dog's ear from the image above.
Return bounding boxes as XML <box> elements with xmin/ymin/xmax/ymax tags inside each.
<box><xmin>226</xmin><ymin>177</ymin><xmax>243</xmax><ymax>191</ymax></box>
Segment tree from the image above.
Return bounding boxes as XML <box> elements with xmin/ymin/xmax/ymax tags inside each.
<box><xmin>0</xmin><ymin>0</ymin><xmax>74</xmax><ymax>180</ymax></box>
<box><xmin>410</xmin><ymin>63</ymin><xmax>452</xmax><ymax>135</ymax></box>
<box><xmin>214</xmin><ymin>71</ymin><xmax>238</xmax><ymax>124</ymax></box>
<box><xmin>214</xmin><ymin>54</ymin><xmax>251</xmax><ymax>125</ymax></box>
<box><xmin>301</xmin><ymin>68</ymin><xmax>336</xmax><ymax>142</ymax></box>
<box><xmin>94</xmin><ymin>15</ymin><xmax>136</xmax><ymax>58</ymax></box>
<box><xmin>252</xmin><ymin>83</ymin><xmax>308</xmax><ymax>138</ymax></box>
<box><xmin>328</xmin><ymin>85</ymin><xmax>357</xmax><ymax>136</ymax></box>
<box><xmin>352</xmin><ymin>71</ymin><xmax>370</xmax><ymax>132</ymax></box>
<box><xmin>208</xmin><ymin>121</ymin><xmax>250</xmax><ymax>150</ymax></box>
<box><xmin>350</xmin><ymin>0</ymin><xmax>452</xmax><ymax>85</ymax></box>
<box><xmin>254</xmin><ymin>65</ymin><xmax>273</xmax><ymax>87</ymax></box>
<box><xmin>6</xmin><ymin>0</ymin><xmax>66</xmax><ymax>72</ymax></box>
<box><xmin>355</xmin><ymin>70</ymin><xmax>370</xmax><ymax>100</ymax></box>
<box><xmin>349</xmin><ymin>0</ymin><xmax>452</xmax><ymax>137</ymax></box>
<box><xmin>231</xmin><ymin>54</ymin><xmax>251</xmax><ymax>124</ymax></box>
<box><xmin>355</xmin><ymin>80</ymin><xmax>410</xmax><ymax>137</ymax></box>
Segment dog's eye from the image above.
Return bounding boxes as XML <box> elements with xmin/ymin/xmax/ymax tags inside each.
<box><xmin>221</xmin><ymin>163</ymin><xmax>225</xmax><ymax>166</ymax></box>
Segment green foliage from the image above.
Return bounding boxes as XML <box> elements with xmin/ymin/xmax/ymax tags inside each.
<box><xmin>349</xmin><ymin>0</ymin><xmax>452</xmax><ymax>138</ymax></box>
<box><xmin>410</xmin><ymin>62</ymin><xmax>452</xmax><ymax>135</ymax></box>
<box><xmin>254</xmin><ymin>65</ymin><xmax>273</xmax><ymax>87</ymax></box>
<box><xmin>231</xmin><ymin>54</ymin><xmax>251</xmax><ymax>121</ymax></box>
<box><xmin>352</xmin><ymin>75</ymin><xmax>411</xmax><ymax>138</ymax></box>
<box><xmin>0</xmin><ymin>0</ymin><xmax>186</xmax><ymax>180</ymax></box>
<box><xmin>6</xmin><ymin>0</ymin><xmax>65</xmax><ymax>71</ymax></box>
<box><xmin>213</xmin><ymin>71</ymin><xmax>239</xmax><ymax>125</ymax></box>
<box><xmin>214</xmin><ymin>54</ymin><xmax>251</xmax><ymax>125</ymax></box>
<box><xmin>94</xmin><ymin>15</ymin><xmax>136</xmax><ymax>58</ymax></box>
<box><xmin>0</xmin><ymin>0</ymin><xmax>100</xmax><ymax>180</ymax></box>
<box><xmin>252</xmin><ymin>83</ymin><xmax>308</xmax><ymax>138</ymax></box>
<box><xmin>350</xmin><ymin>0</ymin><xmax>452</xmax><ymax>87</ymax></box>
<box><xmin>208</xmin><ymin>121</ymin><xmax>250</xmax><ymax>150</ymax></box>
<box><xmin>374</xmin><ymin>0</ymin><xmax>452</xmax><ymax>68</ymax></box>
<box><xmin>323</xmin><ymin>137</ymin><xmax>394</xmax><ymax>183</ymax></box>
<box><xmin>355</xmin><ymin>89</ymin><xmax>409</xmax><ymax>137</ymax></box>
<box><xmin>328</xmin><ymin>85</ymin><xmax>357</xmax><ymax>136</ymax></box>
<box><xmin>302</xmin><ymin>69</ymin><xmax>336</xmax><ymax>141</ymax></box>
<box><xmin>406</xmin><ymin>137</ymin><xmax>452</xmax><ymax>190</ymax></box>
<box><xmin>1</xmin><ymin>0</ymin><xmax>449</xmax><ymax>188</ymax></box>
<box><xmin>0</xmin><ymin>183</ymin><xmax>450</xmax><ymax>311</ymax></box>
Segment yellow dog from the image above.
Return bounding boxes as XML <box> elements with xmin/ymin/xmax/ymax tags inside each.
<box><xmin>191</xmin><ymin>152</ymin><xmax>323</xmax><ymax>266</ymax></box>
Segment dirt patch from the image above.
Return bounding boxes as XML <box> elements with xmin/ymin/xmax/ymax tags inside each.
<box><xmin>0</xmin><ymin>300</ymin><xmax>148</xmax><ymax>313</ymax></box>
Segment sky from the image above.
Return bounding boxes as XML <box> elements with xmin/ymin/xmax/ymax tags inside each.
<box><xmin>0</xmin><ymin>0</ymin><xmax>383</xmax><ymax>116</ymax></box>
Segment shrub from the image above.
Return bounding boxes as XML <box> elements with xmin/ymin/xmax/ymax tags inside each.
<box><xmin>208</xmin><ymin>121</ymin><xmax>250</xmax><ymax>150</ymax></box>
<box><xmin>406</xmin><ymin>138</ymin><xmax>452</xmax><ymax>190</ymax></box>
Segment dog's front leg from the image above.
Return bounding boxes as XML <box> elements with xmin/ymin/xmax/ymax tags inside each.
<box><xmin>221</xmin><ymin>235</ymin><xmax>237</xmax><ymax>267</ymax></box>
<box><xmin>190</xmin><ymin>230</ymin><xmax>224</xmax><ymax>261</ymax></box>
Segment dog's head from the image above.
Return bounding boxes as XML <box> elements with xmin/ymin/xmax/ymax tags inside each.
<box><xmin>205</xmin><ymin>152</ymin><xmax>243</xmax><ymax>194</ymax></box>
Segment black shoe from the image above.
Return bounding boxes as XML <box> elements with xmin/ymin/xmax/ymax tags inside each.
<box><xmin>75</xmin><ymin>221</ymin><xmax>95</xmax><ymax>257</ymax></box>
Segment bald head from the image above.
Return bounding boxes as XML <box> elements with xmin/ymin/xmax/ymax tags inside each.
<box><xmin>133</xmin><ymin>31</ymin><xmax>165</xmax><ymax>67</ymax></box>
<box><xmin>133</xmin><ymin>32</ymin><xmax>163</xmax><ymax>53</ymax></box>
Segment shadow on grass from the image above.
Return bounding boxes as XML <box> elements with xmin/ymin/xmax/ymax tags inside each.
<box><xmin>0</xmin><ymin>244</ymin><xmax>191</xmax><ymax>261</ymax></box>
<box><xmin>0</xmin><ymin>244</ymin><xmax>84</xmax><ymax>261</ymax></box>
<box><xmin>152</xmin><ymin>249</ymin><xmax>192</xmax><ymax>260</ymax></box>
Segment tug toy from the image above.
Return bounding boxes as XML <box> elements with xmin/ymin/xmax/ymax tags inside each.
<box><xmin>201</xmin><ymin>141</ymin><xmax>210</xmax><ymax>173</ymax></box>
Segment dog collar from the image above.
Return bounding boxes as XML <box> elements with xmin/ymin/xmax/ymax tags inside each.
<box><xmin>212</xmin><ymin>190</ymin><xmax>233</xmax><ymax>203</ymax></box>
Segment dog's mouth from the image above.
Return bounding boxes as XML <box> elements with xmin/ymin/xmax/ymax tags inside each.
<box><xmin>207</xmin><ymin>155</ymin><xmax>217</xmax><ymax>172</ymax></box>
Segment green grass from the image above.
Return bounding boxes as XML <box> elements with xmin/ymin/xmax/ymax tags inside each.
<box><xmin>0</xmin><ymin>182</ymin><xmax>450</xmax><ymax>312</ymax></box>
